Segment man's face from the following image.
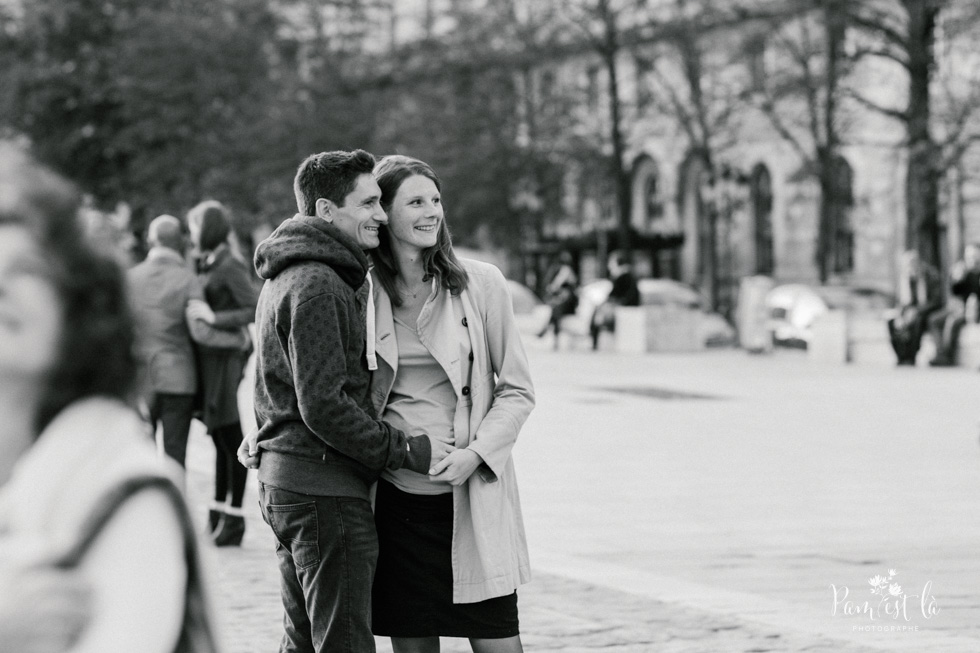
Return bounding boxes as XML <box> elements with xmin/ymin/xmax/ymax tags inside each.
<box><xmin>326</xmin><ymin>174</ymin><xmax>387</xmax><ymax>250</ymax></box>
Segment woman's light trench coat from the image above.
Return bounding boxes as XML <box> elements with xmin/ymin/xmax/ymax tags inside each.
<box><xmin>370</xmin><ymin>258</ymin><xmax>535</xmax><ymax>604</ymax></box>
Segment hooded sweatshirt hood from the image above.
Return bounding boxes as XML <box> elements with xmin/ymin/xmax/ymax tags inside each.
<box><xmin>254</xmin><ymin>213</ymin><xmax>369</xmax><ymax>288</ymax></box>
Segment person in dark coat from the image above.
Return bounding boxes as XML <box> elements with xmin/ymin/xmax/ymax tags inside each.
<box><xmin>537</xmin><ymin>250</ymin><xmax>579</xmax><ymax>350</ymax></box>
<box><xmin>185</xmin><ymin>200</ymin><xmax>258</xmax><ymax>546</ymax></box>
<box><xmin>887</xmin><ymin>250</ymin><xmax>944</xmax><ymax>366</ymax></box>
<box><xmin>590</xmin><ymin>249</ymin><xmax>640</xmax><ymax>350</ymax></box>
<box><xmin>927</xmin><ymin>244</ymin><xmax>980</xmax><ymax>366</ymax></box>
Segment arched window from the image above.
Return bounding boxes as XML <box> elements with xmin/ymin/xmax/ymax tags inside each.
<box><xmin>830</xmin><ymin>156</ymin><xmax>855</xmax><ymax>273</ymax></box>
<box><xmin>750</xmin><ymin>164</ymin><xmax>774</xmax><ymax>275</ymax></box>
<box><xmin>631</xmin><ymin>156</ymin><xmax>663</xmax><ymax>229</ymax></box>
<box><xmin>644</xmin><ymin>168</ymin><xmax>663</xmax><ymax>222</ymax></box>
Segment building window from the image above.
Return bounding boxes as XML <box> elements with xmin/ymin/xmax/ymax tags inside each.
<box><xmin>585</xmin><ymin>65</ymin><xmax>600</xmax><ymax>113</ymax></box>
<box><xmin>632</xmin><ymin>156</ymin><xmax>663</xmax><ymax>230</ymax></box>
<box><xmin>830</xmin><ymin>156</ymin><xmax>855</xmax><ymax>273</ymax></box>
<box><xmin>635</xmin><ymin>56</ymin><xmax>653</xmax><ymax>112</ymax></box>
<box><xmin>745</xmin><ymin>34</ymin><xmax>767</xmax><ymax>93</ymax></box>
<box><xmin>750</xmin><ymin>164</ymin><xmax>774</xmax><ymax>275</ymax></box>
<box><xmin>644</xmin><ymin>167</ymin><xmax>663</xmax><ymax>222</ymax></box>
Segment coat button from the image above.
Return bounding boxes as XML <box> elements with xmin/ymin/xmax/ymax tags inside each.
<box><xmin>462</xmin><ymin>386</ymin><xmax>470</xmax><ymax>396</ymax></box>
<box><xmin>462</xmin><ymin>317</ymin><xmax>468</xmax><ymax>327</ymax></box>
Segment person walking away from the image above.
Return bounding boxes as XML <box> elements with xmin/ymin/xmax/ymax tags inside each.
<box><xmin>0</xmin><ymin>143</ymin><xmax>219</xmax><ymax>653</ymax></box>
<box><xmin>887</xmin><ymin>250</ymin><xmax>943</xmax><ymax>366</ymax></box>
<box><xmin>927</xmin><ymin>243</ymin><xmax>980</xmax><ymax>366</ymax></box>
<box><xmin>537</xmin><ymin>251</ymin><xmax>578</xmax><ymax>350</ymax></box>
<box><xmin>185</xmin><ymin>201</ymin><xmax>258</xmax><ymax>546</ymax></box>
<box><xmin>590</xmin><ymin>250</ymin><xmax>640</xmax><ymax>350</ymax></box>
<box><xmin>128</xmin><ymin>214</ymin><xmax>204</xmax><ymax>468</ymax></box>
<box><xmin>369</xmin><ymin>154</ymin><xmax>535</xmax><ymax>653</ymax></box>
<box><xmin>246</xmin><ymin>150</ymin><xmax>451</xmax><ymax>653</ymax></box>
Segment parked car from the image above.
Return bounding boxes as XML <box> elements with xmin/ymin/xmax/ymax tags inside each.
<box><xmin>567</xmin><ymin>278</ymin><xmax>736</xmax><ymax>347</ymax></box>
<box><xmin>765</xmin><ymin>283</ymin><xmax>897</xmax><ymax>348</ymax></box>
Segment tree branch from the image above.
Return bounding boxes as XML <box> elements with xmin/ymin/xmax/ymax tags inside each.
<box><xmin>844</xmin><ymin>7</ymin><xmax>908</xmax><ymax>50</ymax></box>
<box><xmin>847</xmin><ymin>89</ymin><xmax>909</xmax><ymax>122</ymax></box>
<box><xmin>757</xmin><ymin>94</ymin><xmax>814</xmax><ymax>168</ymax></box>
<box><xmin>848</xmin><ymin>45</ymin><xmax>909</xmax><ymax>71</ymax></box>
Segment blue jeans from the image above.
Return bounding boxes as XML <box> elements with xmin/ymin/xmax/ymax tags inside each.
<box><xmin>258</xmin><ymin>482</ymin><xmax>378</xmax><ymax>653</ymax></box>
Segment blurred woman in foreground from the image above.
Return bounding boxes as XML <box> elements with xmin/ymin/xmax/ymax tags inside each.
<box><xmin>0</xmin><ymin>143</ymin><xmax>218</xmax><ymax>652</ymax></box>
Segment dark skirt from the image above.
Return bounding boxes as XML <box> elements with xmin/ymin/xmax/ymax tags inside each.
<box><xmin>371</xmin><ymin>480</ymin><xmax>519</xmax><ymax>639</ymax></box>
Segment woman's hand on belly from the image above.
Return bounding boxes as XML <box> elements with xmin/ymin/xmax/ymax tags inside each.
<box><xmin>428</xmin><ymin>448</ymin><xmax>483</xmax><ymax>486</ymax></box>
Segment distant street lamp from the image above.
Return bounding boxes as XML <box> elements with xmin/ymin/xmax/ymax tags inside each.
<box><xmin>700</xmin><ymin>164</ymin><xmax>750</xmax><ymax>320</ymax></box>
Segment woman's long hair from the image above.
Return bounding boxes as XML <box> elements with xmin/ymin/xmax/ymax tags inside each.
<box><xmin>372</xmin><ymin>155</ymin><xmax>468</xmax><ymax>307</ymax></box>
<box><xmin>0</xmin><ymin>144</ymin><xmax>138</xmax><ymax>433</ymax></box>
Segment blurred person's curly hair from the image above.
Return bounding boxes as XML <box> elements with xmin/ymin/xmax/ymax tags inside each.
<box><xmin>0</xmin><ymin>143</ymin><xmax>138</xmax><ymax>432</ymax></box>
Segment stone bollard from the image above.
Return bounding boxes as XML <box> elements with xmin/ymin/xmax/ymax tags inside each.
<box><xmin>808</xmin><ymin>310</ymin><xmax>848</xmax><ymax>364</ymax></box>
<box><xmin>957</xmin><ymin>324</ymin><xmax>980</xmax><ymax>369</ymax></box>
<box><xmin>847</xmin><ymin>313</ymin><xmax>895</xmax><ymax>365</ymax></box>
<box><xmin>614</xmin><ymin>306</ymin><xmax>646</xmax><ymax>354</ymax></box>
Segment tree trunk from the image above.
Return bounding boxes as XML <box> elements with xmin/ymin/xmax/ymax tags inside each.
<box><xmin>600</xmin><ymin>0</ymin><xmax>632</xmax><ymax>261</ymax></box>
<box><xmin>904</xmin><ymin>0</ymin><xmax>941</xmax><ymax>270</ymax></box>
<box><xmin>816</xmin><ymin>0</ymin><xmax>844</xmax><ymax>284</ymax></box>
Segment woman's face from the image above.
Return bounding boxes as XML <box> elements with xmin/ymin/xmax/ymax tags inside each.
<box><xmin>0</xmin><ymin>225</ymin><xmax>63</xmax><ymax>380</ymax></box>
<box><xmin>385</xmin><ymin>174</ymin><xmax>443</xmax><ymax>254</ymax></box>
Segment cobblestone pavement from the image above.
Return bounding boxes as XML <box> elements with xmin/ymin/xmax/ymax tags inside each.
<box><xmin>185</xmin><ymin>448</ymin><xmax>881</xmax><ymax>653</ymax></box>
<box><xmin>183</xmin><ymin>344</ymin><xmax>980</xmax><ymax>652</ymax></box>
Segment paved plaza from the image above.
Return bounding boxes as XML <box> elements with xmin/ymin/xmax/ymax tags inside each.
<box><xmin>184</xmin><ymin>342</ymin><xmax>980</xmax><ymax>652</ymax></box>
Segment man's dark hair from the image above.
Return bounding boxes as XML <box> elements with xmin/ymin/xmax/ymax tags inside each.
<box><xmin>293</xmin><ymin>150</ymin><xmax>376</xmax><ymax>216</ymax></box>
<box><xmin>188</xmin><ymin>200</ymin><xmax>232</xmax><ymax>252</ymax></box>
<box><xmin>609</xmin><ymin>250</ymin><xmax>630</xmax><ymax>268</ymax></box>
<box><xmin>0</xmin><ymin>143</ymin><xmax>138</xmax><ymax>433</ymax></box>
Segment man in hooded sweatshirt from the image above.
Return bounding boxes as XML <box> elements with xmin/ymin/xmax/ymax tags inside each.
<box><xmin>248</xmin><ymin>150</ymin><xmax>452</xmax><ymax>653</ymax></box>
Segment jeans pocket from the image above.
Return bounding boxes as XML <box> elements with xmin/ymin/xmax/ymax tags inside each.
<box><xmin>265</xmin><ymin>501</ymin><xmax>320</xmax><ymax>571</ymax></box>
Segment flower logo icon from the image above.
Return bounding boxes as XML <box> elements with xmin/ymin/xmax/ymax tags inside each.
<box><xmin>868</xmin><ymin>569</ymin><xmax>905</xmax><ymax>605</ymax></box>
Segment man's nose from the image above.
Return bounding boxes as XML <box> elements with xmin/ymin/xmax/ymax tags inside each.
<box><xmin>375</xmin><ymin>207</ymin><xmax>388</xmax><ymax>224</ymax></box>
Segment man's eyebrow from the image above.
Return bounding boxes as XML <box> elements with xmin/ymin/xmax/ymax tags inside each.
<box><xmin>362</xmin><ymin>193</ymin><xmax>381</xmax><ymax>204</ymax></box>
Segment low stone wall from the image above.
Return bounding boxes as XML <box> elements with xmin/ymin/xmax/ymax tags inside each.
<box><xmin>614</xmin><ymin>305</ymin><xmax>705</xmax><ymax>353</ymax></box>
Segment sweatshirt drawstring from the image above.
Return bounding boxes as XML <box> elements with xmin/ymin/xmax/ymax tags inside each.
<box><xmin>365</xmin><ymin>272</ymin><xmax>378</xmax><ymax>371</ymax></box>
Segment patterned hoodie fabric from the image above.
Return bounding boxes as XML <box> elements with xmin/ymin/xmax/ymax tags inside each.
<box><xmin>252</xmin><ymin>214</ymin><xmax>431</xmax><ymax>499</ymax></box>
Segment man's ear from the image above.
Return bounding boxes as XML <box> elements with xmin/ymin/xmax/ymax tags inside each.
<box><xmin>315</xmin><ymin>198</ymin><xmax>333</xmax><ymax>222</ymax></box>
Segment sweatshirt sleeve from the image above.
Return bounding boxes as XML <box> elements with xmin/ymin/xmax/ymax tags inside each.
<box><xmin>288</xmin><ymin>292</ymin><xmax>430</xmax><ymax>473</ymax></box>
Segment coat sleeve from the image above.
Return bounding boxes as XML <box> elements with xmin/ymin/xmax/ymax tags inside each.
<box><xmin>466</xmin><ymin>266</ymin><xmax>535</xmax><ymax>480</ymax></box>
<box><xmin>212</xmin><ymin>260</ymin><xmax>260</xmax><ymax>329</ymax></box>
<box><xmin>288</xmin><ymin>292</ymin><xmax>430</xmax><ymax>473</ymax></box>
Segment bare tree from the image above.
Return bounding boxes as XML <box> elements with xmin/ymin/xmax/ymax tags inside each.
<box><xmin>748</xmin><ymin>0</ymin><xmax>851</xmax><ymax>283</ymax></box>
<box><xmin>843</xmin><ymin>0</ymin><xmax>980</xmax><ymax>270</ymax></box>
